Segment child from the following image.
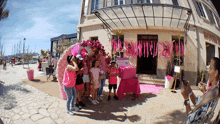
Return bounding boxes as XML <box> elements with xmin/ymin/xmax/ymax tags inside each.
<box><xmin>90</xmin><ymin>60</ymin><xmax>101</xmax><ymax>104</ymax></box>
<box><xmin>107</xmin><ymin>61</ymin><xmax>119</xmax><ymax>101</ymax></box>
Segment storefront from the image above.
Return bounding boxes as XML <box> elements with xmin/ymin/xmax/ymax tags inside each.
<box><xmin>77</xmin><ymin>0</ymin><xmax>220</xmax><ymax>85</ymax></box>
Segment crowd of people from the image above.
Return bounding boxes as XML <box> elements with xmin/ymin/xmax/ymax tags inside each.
<box><xmin>62</xmin><ymin>48</ymin><xmax>119</xmax><ymax>114</ymax></box>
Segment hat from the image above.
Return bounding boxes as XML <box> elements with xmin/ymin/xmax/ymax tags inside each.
<box><xmin>76</xmin><ymin>54</ymin><xmax>84</xmax><ymax>60</ymax></box>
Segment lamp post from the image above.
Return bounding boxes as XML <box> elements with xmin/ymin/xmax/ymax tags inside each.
<box><xmin>23</xmin><ymin>38</ymin><xmax>26</xmax><ymax>68</ymax></box>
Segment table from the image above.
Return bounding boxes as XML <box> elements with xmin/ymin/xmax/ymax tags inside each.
<box><xmin>117</xmin><ymin>78</ymin><xmax>140</xmax><ymax>99</ymax></box>
<box><xmin>118</xmin><ymin>66</ymin><xmax>136</xmax><ymax>79</ymax></box>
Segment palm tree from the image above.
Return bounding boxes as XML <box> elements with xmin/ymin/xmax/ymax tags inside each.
<box><xmin>0</xmin><ymin>0</ymin><xmax>9</xmax><ymax>21</ymax></box>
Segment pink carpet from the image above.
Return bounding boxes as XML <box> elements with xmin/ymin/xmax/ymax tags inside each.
<box><xmin>139</xmin><ymin>84</ymin><xmax>163</xmax><ymax>94</ymax></box>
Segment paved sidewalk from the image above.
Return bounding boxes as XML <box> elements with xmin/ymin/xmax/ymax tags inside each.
<box><xmin>0</xmin><ymin>64</ymin><xmax>207</xmax><ymax>124</ymax></box>
<box><xmin>0</xmin><ymin>64</ymin><xmax>133</xmax><ymax>124</ymax></box>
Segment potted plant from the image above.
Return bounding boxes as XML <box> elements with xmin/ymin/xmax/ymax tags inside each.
<box><xmin>23</xmin><ymin>52</ymin><xmax>34</xmax><ymax>81</ymax></box>
<box><xmin>165</xmin><ymin>61</ymin><xmax>175</xmax><ymax>89</ymax></box>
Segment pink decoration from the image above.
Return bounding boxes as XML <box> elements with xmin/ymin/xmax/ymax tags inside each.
<box><xmin>71</xmin><ymin>44</ymin><xmax>81</xmax><ymax>56</ymax></box>
<box><xmin>181</xmin><ymin>42</ymin><xmax>184</xmax><ymax>57</ymax></box>
<box><xmin>166</xmin><ymin>75</ymin><xmax>173</xmax><ymax>81</ymax></box>
<box><xmin>153</xmin><ymin>42</ymin><xmax>155</xmax><ymax>57</ymax></box>
<box><xmin>117</xmin><ymin>78</ymin><xmax>140</xmax><ymax>99</ymax></box>
<box><xmin>155</xmin><ymin>42</ymin><xmax>158</xmax><ymax>57</ymax></box>
<box><xmin>147</xmin><ymin>42</ymin><xmax>149</xmax><ymax>58</ymax></box>
<box><xmin>144</xmin><ymin>42</ymin><xmax>146</xmax><ymax>57</ymax></box>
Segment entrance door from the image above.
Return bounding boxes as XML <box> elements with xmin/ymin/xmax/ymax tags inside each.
<box><xmin>137</xmin><ymin>35</ymin><xmax>158</xmax><ymax>74</ymax></box>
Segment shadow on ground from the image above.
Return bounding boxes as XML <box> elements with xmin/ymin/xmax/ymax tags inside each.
<box><xmin>74</xmin><ymin>91</ymin><xmax>157</xmax><ymax>122</ymax></box>
<box><xmin>0</xmin><ymin>80</ymin><xmax>31</xmax><ymax>110</ymax></box>
<box><xmin>154</xmin><ymin>110</ymin><xmax>187</xmax><ymax>124</ymax></box>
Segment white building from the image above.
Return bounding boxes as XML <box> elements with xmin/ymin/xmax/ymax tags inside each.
<box><xmin>77</xmin><ymin>0</ymin><xmax>220</xmax><ymax>85</ymax></box>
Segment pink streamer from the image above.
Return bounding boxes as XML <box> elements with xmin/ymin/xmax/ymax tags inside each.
<box><xmin>155</xmin><ymin>42</ymin><xmax>158</xmax><ymax>57</ymax></box>
<box><xmin>181</xmin><ymin>42</ymin><xmax>184</xmax><ymax>57</ymax></box>
<box><xmin>144</xmin><ymin>42</ymin><xmax>146</xmax><ymax>57</ymax></box>
<box><xmin>175</xmin><ymin>42</ymin><xmax>179</xmax><ymax>55</ymax></box>
<box><xmin>153</xmin><ymin>42</ymin><xmax>155</xmax><ymax>57</ymax></box>
<box><xmin>147</xmin><ymin>42</ymin><xmax>149</xmax><ymax>58</ymax></box>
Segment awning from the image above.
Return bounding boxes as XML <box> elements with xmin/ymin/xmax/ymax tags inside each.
<box><xmin>94</xmin><ymin>4</ymin><xmax>192</xmax><ymax>30</ymax></box>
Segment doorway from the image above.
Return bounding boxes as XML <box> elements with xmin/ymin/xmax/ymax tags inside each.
<box><xmin>137</xmin><ymin>35</ymin><xmax>158</xmax><ymax>74</ymax></box>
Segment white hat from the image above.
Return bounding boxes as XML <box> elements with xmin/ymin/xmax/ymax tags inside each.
<box><xmin>76</xmin><ymin>54</ymin><xmax>84</xmax><ymax>60</ymax></box>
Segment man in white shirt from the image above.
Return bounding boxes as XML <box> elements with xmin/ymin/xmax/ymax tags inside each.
<box><xmin>51</xmin><ymin>56</ymin><xmax>57</xmax><ymax>68</ymax></box>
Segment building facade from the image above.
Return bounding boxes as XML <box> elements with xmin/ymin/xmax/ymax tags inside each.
<box><xmin>50</xmin><ymin>33</ymin><xmax>77</xmax><ymax>57</ymax></box>
<box><xmin>77</xmin><ymin>0</ymin><xmax>220</xmax><ymax>85</ymax></box>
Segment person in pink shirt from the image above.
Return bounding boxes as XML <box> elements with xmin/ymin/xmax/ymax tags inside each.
<box><xmin>107</xmin><ymin>61</ymin><xmax>119</xmax><ymax>101</ymax></box>
<box><xmin>62</xmin><ymin>55</ymin><xmax>79</xmax><ymax>114</ymax></box>
<box><xmin>90</xmin><ymin>60</ymin><xmax>101</xmax><ymax>105</ymax></box>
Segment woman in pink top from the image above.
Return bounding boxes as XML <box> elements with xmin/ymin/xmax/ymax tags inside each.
<box><xmin>107</xmin><ymin>61</ymin><xmax>119</xmax><ymax>101</ymax></box>
<box><xmin>62</xmin><ymin>55</ymin><xmax>79</xmax><ymax>115</ymax></box>
<box><xmin>90</xmin><ymin>60</ymin><xmax>101</xmax><ymax>105</ymax></box>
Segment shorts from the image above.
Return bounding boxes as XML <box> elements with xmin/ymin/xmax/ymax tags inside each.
<box><xmin>109</xmin><ymin>84</ymin><xmax>117</xmax><ymax>90</ymax></box>
<box><xmin>83</xmin><ymin>75</ymin><xmax>90</xmax><ymax>83</ymax></box>
<box><xmin>75</xmin><ymin>83</ymin><xmax>84</xmax><ymax>90</ymax></box>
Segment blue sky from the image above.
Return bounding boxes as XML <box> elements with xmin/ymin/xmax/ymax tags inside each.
<box><xmin>0</xmin><ymin>0</ymin><xmax>81</xmax><ymax>56</ymax></box>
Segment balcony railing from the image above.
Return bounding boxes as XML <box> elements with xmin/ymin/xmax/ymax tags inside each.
<box><xmin>93</xmin><ymin>3</ymin><xmax>192</xmax><ymax>30</ymax></box>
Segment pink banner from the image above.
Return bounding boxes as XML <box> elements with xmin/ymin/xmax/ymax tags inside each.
<box><xmin>144</xmin><ymin>42</ymin><xmax>146</xmax><ymax>57</ymax></box>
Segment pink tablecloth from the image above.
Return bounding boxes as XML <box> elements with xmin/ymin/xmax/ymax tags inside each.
<box><xmin>117</xmin><ymin>78</ymin><xmax>140</xmax><ymax>99</ymax></box>
<box><xmin>118</xmin><ymin>66</ymin><xmax>136</xmax><ymax>79</ymax></box>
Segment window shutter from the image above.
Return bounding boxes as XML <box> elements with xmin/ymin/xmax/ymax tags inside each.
<box><xmin>99</xmin><ymin>0</ymin><xmax>104</xmax><ymax>9</ymax></box>
<box><xmin>192</xmin><ymin>0</ymin><xmax>202</xmax><ymax>16</ymax></box>
<box><xmin>203</xmin><ymin>4</ymin><xmax>215</xmax><ymax>24</ymax></box>
<box><xmin>84</xmin><ymin>0</ymin><xmax>89</xmax><ymax>16</ymax></box>
<box><xmin>153</xmin><ymin>0</ymin><xmax>160</xmax><ymax>4</ymax></box>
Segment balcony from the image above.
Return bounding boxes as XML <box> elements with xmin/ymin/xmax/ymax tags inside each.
<box><xmin>93</xmin><ymin>3</ymin><xmax>192</xmax><ymax>31</ymax></box>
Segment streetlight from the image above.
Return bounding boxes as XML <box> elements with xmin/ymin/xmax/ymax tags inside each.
<box><xmin>23</xmin><ymin>38</ymin><xmax>26</xmax><ymax>68</ymax></box>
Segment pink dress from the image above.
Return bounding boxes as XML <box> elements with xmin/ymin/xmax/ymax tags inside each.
<box><xmin>108</xmin><ymin>68</ymin><xmax>119</xmax><ymax>84</ymax></box>
<box><xmin>90</xmin><ymin>68</ymin><xmax>100</xmax><ymax>89</ymax></box>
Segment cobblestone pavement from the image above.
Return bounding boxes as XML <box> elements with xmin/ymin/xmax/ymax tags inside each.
<box><xmin>0</xmin><ymin>64</ymin><xmax>136</xmax><ymax>124</ymax></box>
<box><xmin>0</xmin><ymin>63</ymin><xmax>205</xmax><ymax>124</ymax></box>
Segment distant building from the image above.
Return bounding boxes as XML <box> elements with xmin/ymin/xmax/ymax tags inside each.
<box><xmin>50</xmin><ymin>33</ymin><xmax>77</xmax><ymax>57</ymax></box>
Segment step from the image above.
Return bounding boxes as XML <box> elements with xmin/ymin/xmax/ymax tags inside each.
<box><xmin>139</xmin><ymin>79</ymin><xmax>165</xmax><ymax>86</ymax></box>
<box><xmin>136</xmin><ymin>74</ymin><xmax>157</xmax><ymax>79</ymax></box>
<box><xmin>138</xmin><ymin>79</ymin><xmax>165</xmax><ymax>85</ymax></box>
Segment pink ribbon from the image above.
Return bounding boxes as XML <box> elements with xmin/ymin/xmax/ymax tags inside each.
<box><xmin>147</xmin><ymin>42</ymin><xmax>149</xmax><ymax>58</ymax></box>
<box><xmin>181</xmin><ymin>41</ymin><xmax>184</xmax><ymax>57</ymax></box>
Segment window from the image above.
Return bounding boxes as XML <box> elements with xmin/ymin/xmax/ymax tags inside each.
<box><xmin>138</xmin><ymin>0</ymin><xmax>145</xmax><ymax>3</ymax></box>
<box><xmin>120</xmin><ymin>0</ymin><xmax>123</xmax><ymax>5</ymax></box>
<box><xmin>90</xmin><ymin>37</ymin><xmax>98</xmax><ymax>42</ymax></box>
<box><xmin>152</xmin><ymin>0</ymin><xmax>160</xmax><ymax>3</ymax></box>
<box><xmin>112</xmin><ymin>35</ymin><xmax>124</xmax><ymax>58</ymax></box>
<box><xmin>147</xmin><ymin>0</ymin><xmax>151</xmax><ymax>3</ymax></box>
<box><xmin>114</xmin><ymin>0</ymin><xmax>123</xmax><ymax>5</ymax></box>
<box><xmin>172</xmin><ymin>0</ymin><xmax>179</xmax><ymax>6</ymax></box>
<box><xmin>114</xmin><ymin>0</ymin><xmax>118</xmax><ymax>5</ymax></box>
<box><xmin>91</xmin><ymin>0</ymin><xmax>99</xmax><ymax>14</ymax></box>
<box><xmin>193</xmin><ymin>0</ymin><xmax>206</xmax><ymax>18</ymax></box>
<box><xmin>219</xmin><ymin>48</ymin><xmax>220</xmax><ymax>59</ymax></box>
<box><xmin>203</xmin><ymin>4</ymin><xmax>215</xmax><ymax>24</ymax></box>
<box><xmin>172</xmin><ymin>36</ymin><xmax>184</xmax><ymax>66</ymax></box>
<box><xmin>206</xmin><ymin>43</ymin><xmax>215</xmax><ymax>65</ymax></box>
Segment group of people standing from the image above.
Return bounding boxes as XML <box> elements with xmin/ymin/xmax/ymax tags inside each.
<box><xmin>62</xmin><ymin>49</ymin><xmax>119</xmax><ymax>114</ymax></box>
